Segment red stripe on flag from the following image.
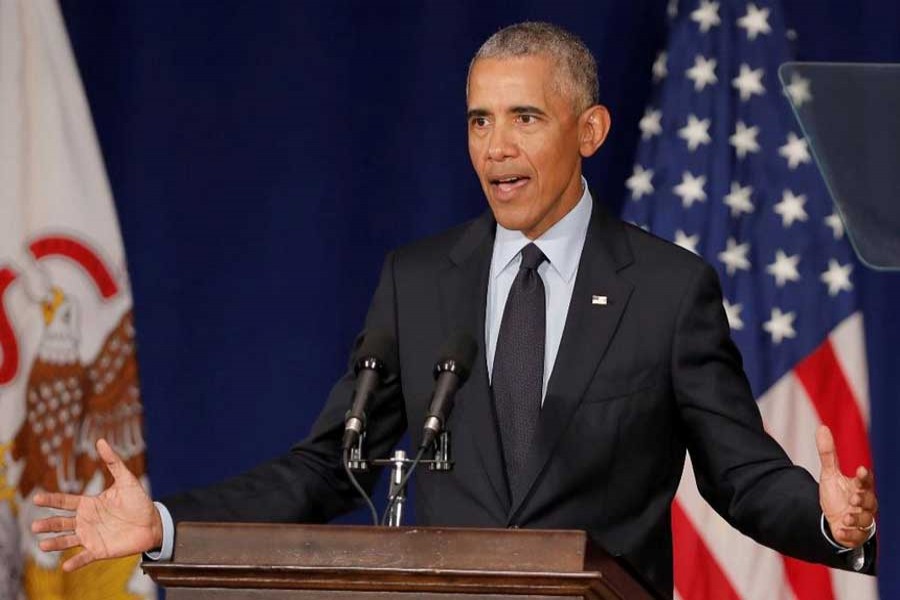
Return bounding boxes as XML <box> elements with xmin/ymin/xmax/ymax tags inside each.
<box><xmin>672</xmin><ymin>500</ymin><xmax>741</xmax><ymax>600</ymax></box>
<box><xmin>794</xmin><ymin>339</ymin><xmax>873</xmax><ymax>475</ymax></box>
<box><xmin>783</xmin><ymin>556</ymin><xmax>836</xmax><ymax>600</ymax></box>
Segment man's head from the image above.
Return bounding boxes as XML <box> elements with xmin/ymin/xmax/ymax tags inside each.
<box><xmin>466</xmin><ymin>22</ymin><xmax>610</xmax><ymax>239</ymax></box>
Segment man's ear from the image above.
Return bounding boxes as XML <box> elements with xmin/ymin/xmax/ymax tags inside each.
<box><xmin>579</xmin><ymin>105</ymin><xmax>611</xmax><ymax>158</ymax></box>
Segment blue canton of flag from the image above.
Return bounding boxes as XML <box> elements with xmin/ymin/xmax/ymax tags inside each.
<box><xmin>622</xmin><ymin>0</ymin><xmax>857</xmax><ymax>398</ymax></box>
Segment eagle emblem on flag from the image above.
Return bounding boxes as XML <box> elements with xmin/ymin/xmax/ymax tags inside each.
<box><xmin>0</xmin><ymin>235</ymin><xmax>151</xmax><ymax>599</ymax></box>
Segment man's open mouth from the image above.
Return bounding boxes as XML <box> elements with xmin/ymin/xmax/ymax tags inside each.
<box><xmin>490</xmin><ymin>176</ymin><xmax>530</xmax><ymax>194</ymax></box>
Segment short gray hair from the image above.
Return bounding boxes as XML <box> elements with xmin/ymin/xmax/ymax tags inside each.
<box><xmin>468</xmin><ymin>22</ymin><xmax>599</xmax><ymax>114</ymax></box>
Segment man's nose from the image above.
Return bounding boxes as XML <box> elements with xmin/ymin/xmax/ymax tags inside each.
<box><xmin>487</xmin><ymin>125</ymin><xmax>517</xmax><ymax>160</ymax></box>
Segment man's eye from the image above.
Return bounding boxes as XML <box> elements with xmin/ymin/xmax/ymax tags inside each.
<box><xmin>471</xmin><ymin>117</ymin><xmax>489</xmax><ymax>128</ymax></box>
<box><xmin>518</xmin><ymin>114</ymin><xmax>537</xmax><ymax>125</ymax></box>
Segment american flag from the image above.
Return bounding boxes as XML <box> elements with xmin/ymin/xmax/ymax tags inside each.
<box><xmin>621</xmin><ymin>1</ymin><xmax>877</xmax><ymax>598</ymax></box>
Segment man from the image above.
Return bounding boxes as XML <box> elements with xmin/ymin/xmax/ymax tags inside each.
<box><xmin>32</xmin><ymin>22</ymin><xmax>877</xmax><ymax>595</ymax></box>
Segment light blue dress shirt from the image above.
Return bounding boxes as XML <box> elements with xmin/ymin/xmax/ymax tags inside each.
<box><xmin>485</xmin><ymin>180</ymin><xmax>592</xmax><ymax>402</ymax></box>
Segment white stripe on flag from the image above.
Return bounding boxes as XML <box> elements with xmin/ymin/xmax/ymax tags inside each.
<box><xmin>677</xmin><ymin>457</ymin><xmax>794</xmax><ymax>600</ymax></box>
<box><xmin>828</xmin><ymin>313</ymin><xmax>870</xmax><ymax>426</ymax></box>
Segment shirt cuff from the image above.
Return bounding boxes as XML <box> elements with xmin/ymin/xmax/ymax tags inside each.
<box><xmin>143</xmin><ymin>502</ymin><xmax>175</xmax><ymax>561</ymax></box>
<box><xmin>820</xmin><ymin>512</ymin><xmax>875</xmax><ymax>572</ymax></box>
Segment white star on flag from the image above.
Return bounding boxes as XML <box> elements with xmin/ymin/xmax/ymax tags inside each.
<box><xmin>639</xmin><ymin>108</ymin><xmax>663</xmax><ymax>139</ymax></box>
<box><xmin>737</xmin><ymin>2</ymin><xmax>772</xmax><ymax>40</ymax></box>
<box><xmin>691</xmin><ymin>0</ymin><xmax>721</xmax><ymax>33</ymax></box>
<box><xmin>722</xmin><ymin>298</ymin><xmax>744</xmax><ymax>330</ymax></box>
<box><xmin>626</xmin><ymin>165</ymin><xmax>655</xmax><ymax>200</ymax></box>
<box><xmin>674</xmin><ymin>229</ymin><xmax>700</xmax><ymax>254</ymax></box>
<box><xmin>673</xmin><ymin>171</ymin><xmax>707</xmax><ymax>208</ymax></box>
<box><xmin>678</xmin><ymin>114</ymin><xmax>712</xmax><ymax>151</ymax></box>
<box><xmin>652</xmin><ymin>51</ymin><xmax>668</xmax><ymax>82</ymax></box>
<box><xmin>717</xmin><ymin>237</ymin><xmax>751</xmax><ymax>275</ymax></box>
<box><xmin>821</xmin><ymin>259</ymin><xmax>854</xmax><ymax>296</ymax></box>
<box><xmin>729</xmin><ymin>121</ymin><xmax>760</xmax><ymax>158</ymax></box>
<box><xmin>779</xmin><ymin>132</ymin><xmax>812</xmax><ymax>169</ymax></box>
<box><xmin>825</xmin><ymin>211</ymin><xmax>845</xmax><ymax>239</ymax></box>
<box><xmin>686</xmin><ymin>55</ymin><xmax>718</xmax><ymax>91</ymax></box>
<box><xmin>774</xmin><ymin>189</ymin><xmax>809</xmax><ymax>227</ymax></box>
<box><xmin>766</xmin><ymin>249</ymin><xmax>801</xmax><ymax>287</ymax></box>
<box><xmin>763</xmin><ymin>307</ymin><xmax>797</xmax><ymax>344</ymax></box>
<box><xmin>784</xmin><ymin>72</ymin><xmax>813</xmax><ymax>107</ymax></box>
<box><xmin>732</xmin><ymin>64</ymin><xmax>765</xmax><ymax>101</ymax></box>
<box><xmin>723</xmin><ymin>181</ymin><xmax>755</xmax><ymax>217</ymax></box>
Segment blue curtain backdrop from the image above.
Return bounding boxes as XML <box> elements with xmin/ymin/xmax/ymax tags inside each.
<box><xmin>58</xmin><ymin>1</ymin><xmax>899</xmax><ymax>595</ymax></box>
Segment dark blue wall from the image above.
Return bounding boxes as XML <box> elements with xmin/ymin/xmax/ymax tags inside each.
<box><xmin>59</xmin><ymin>1</ymin><xmax>900</xmax><ymax>596</ymax></box>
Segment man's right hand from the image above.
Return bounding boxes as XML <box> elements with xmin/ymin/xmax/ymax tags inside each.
<box><xmin>31</xmin><ymin>438</ymin><xmax>162</xmax><ymax>571</ymax></box>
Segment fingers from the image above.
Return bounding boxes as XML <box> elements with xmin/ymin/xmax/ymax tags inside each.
<box><xmin>831</xmin><ymin>525</ymin><xmax>872</xmax><ymax>548</ymax></box>
<box><xmin>62</xmin><ymin>549</ymin><xmax>96</xmax><ymax>572</ymax></box>
<box><xmin>33</xmin><ymin>492</ymin><xmax>79</xmax><ymax>512</ymax></box>
<box><xmin>32</xmin><ymin>516</ymin><xmax>76</xmax><ymax>534</ymax></box>
<box><xmin>850</xmin><ymin>466</ymin><xmax>878</xmax><ymax>524</ymax></box>
<box><xmin>853</xmin><ymin>465</ymin><xmax>875</xmax><ymax>491</ymax></box>
<box><xmin>841</xmin><ymin>511</ymin><xmax>866</xmax><ymax>528</ymax></box>
<box><xmin>38</xmin><ymin>533</ymin><xmax>81</xmax><ymax>553</ymax></box>
<box><xmin>96</xmin><ymin>438</ymin><xmax>132</xmax><ymax>484</ymax></box>
<box><xmin>815</xmin><ymin>425</ymin><xmax>840</xmax><ymax>478</ymax></box>
<box><xmin>849</xmin><ymin>489</ymin><xmax>878</xmax><ymax>513</ymax></box>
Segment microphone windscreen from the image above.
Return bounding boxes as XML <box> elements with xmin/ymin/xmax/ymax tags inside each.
<box><xmin>437</xmin><ymin>332</ymin><xmax>478</xmax><ymax>382</ymax></box>
<box><xmin>354</xmin><ymin>328</ymin><xmax>398</xmax><ymax>375</ymax></box>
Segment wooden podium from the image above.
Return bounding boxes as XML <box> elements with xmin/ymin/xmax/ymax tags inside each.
<box><xmin>142</xmin><ymin>522</ymin><xmax>662</xmax><ymax>599</ymax></box>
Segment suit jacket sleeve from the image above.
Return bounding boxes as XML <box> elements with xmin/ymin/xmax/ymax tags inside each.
<box><xmin>162</xmin><ymin>252</ymin><xmax>406</xmax><ymax>524</ymax></box>
<box><xmin>673</xmin><ymin>262</ymin><xmax>874</xmax><ymax>572</ymax></box>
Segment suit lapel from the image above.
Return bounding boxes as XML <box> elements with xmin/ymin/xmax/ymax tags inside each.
<box><xmin>438</xmin><ymin>211</ymin><xmax>511</xmax><ymax>511</ymax></box>
<box><xmin>508</xmin><ymin>203</ymin><xmax>635</xmax><ymax>521</ymax></box>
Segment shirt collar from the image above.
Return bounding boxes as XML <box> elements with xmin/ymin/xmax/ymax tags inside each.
<box><xmin>492</xmin><ymin>178</ymin><xmax>593</xmax><ymax>283</ymax></box>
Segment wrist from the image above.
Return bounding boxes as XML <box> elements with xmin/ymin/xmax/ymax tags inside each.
<box><xmin>820</xmin><ymin>512</ymin><xmax>876</xmax><ymax>551</ymax></box>
<box><xmin>149</xmin><ymin>503</ymin><xmax>164</xmax><ymax>550</ymax></box>
<box><xmin>145</xmin><ymin>502</ymin><xmax>176</xmax><ymax>561</ymax></box>
<box><xmin>821</xmin><ymin>513</ymin><xmax>852</xmax><ymax>551</ymax></box>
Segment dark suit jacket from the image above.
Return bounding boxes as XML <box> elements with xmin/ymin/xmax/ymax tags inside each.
<box><xmin>165</xmin><ymin>201</ymin><xmax>873</xmax><ymax>595</ymax></box>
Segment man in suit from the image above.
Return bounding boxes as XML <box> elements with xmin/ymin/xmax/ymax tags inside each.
<box><xmin>32</xmin><ymin>22</ymin><xmax>877</xmax><ymax>595</ymax></box>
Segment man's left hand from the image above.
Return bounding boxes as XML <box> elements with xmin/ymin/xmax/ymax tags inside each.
<box><xmin>817</xmin><ymin>424</ymin><xmax>878</xmax><ymax>548</ymax></box>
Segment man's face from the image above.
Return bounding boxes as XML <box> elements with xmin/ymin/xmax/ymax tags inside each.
<box><xmin>467</xmin><ymin>55</ymin><xmax>588</xmax><ymax>239</ymax></box>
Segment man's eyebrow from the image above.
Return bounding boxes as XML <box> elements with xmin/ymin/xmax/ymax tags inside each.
<box><xmin>510</xmin><ymin>105</ymin><xmax>548</xmax><ymax>116</ymax></box>
<box><xmin>466</xmin><ymin>106</ymin><xmax>549</xmax><ymax>119</ymax></box>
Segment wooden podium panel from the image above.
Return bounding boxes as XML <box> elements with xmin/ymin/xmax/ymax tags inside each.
<box><xmin>142</xmin><ymin>523</ymin><xmax>662</xmax><ymax>599</ymax></box>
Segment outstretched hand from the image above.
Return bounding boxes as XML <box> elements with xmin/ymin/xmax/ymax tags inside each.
<box><xmin>31</xmin><ymin>438</ymin><xmax>162</xmax><ymax>571</ymax></box>
<box><xmin>817</xmin><ymin>425</ymin><xmax>878</xmax><ymax>549</ymax></box>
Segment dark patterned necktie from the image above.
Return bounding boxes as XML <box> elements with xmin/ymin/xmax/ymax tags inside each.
<box><xmin>492</xmin><ymin>242</ymin><xmax>547</xmax><ymax>503</ymax></box>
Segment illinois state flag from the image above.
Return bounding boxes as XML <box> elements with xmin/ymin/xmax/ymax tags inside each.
<box><xmin>622</xmin><ymin>1</ymin><xmax>877</xmax><ymax>599</ymax></box>
<box><xmin>0</xmin><ymin>0</ymin><xmax>155</xmax><ymax>597</ymax></box>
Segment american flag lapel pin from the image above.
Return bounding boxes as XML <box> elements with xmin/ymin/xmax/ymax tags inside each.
<box><xmin>591</xmin><ymin>295</ymin><xmax>608</xmax><ymax>306</ymax></box>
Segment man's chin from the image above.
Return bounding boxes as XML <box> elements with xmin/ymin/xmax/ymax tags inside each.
<box><xmin>490</xmin><ymin>208</ymin><xmax>537</xmax><ymax>235</ymax></box>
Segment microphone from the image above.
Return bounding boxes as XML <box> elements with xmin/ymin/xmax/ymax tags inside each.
<box><xmin>420</xmin><ymin>332</ymin><xmax>478</xmax><ymax>450</ymax></box>
<box><xmin>342</xmin><ymin>329</ymin><xmax>397</xmax><ymax>451</ymax></box>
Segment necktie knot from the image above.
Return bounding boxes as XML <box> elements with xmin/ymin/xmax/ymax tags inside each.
<box><xmin>520</xmin><ymin>243</ymin><xmax>546</xmax><ymax>271</ymax></box>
